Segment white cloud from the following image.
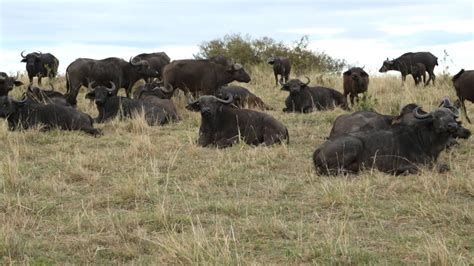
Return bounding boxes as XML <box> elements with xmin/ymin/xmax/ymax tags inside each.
<box><xmin>377</xmin><ymin>19</ymin><xmax>474</xmax><ymax>36</ymax></box>
<box><xmin>278</xmin><ymin>27</ymin><xmax>345</xmax><ymax>36</ymax></box>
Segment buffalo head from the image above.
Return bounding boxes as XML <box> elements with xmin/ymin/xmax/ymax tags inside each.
<box><xmin>0</xmin><ymin>73</ymin><xmax>23</xmax><ymax>96</ymax></box>
<box><xmin>344</xmin><ymin>67</ymin><xmax>369</xmax><ymax>87</ymax></box>
<box><xmin>227</xmin><ymin>63</ymin><xmax>251</xmax><ymax>83</ymax></box>
<box><xmin>85</xmin><ymin>81</ymin><xmax>117</xmax><ymax>105</ymax></box>
<box><xmin>186</xmin><ymin>94</ymin><xmax>234</xmax><ymax>118</ymax></box>
<box><xmin>129</xmin><ymin>56</ymin><xmax>159</xmax><ymax>78</ymax></box>
<box><xmin>379</xmin><ymin>58</ymin><xmax>396</xmax><ymax>73</ymax></box>
<box><xmin>280</xmin><ymin>77</ymin><xmax>310</xmax><ymax>95</ymax></box>
<box><xmin>0</xmin><ymin>96</ymin><xmax>27</xmax><ymax>118</ymax></box>
<box><xmin>138</xmin><ymin>79</ymin><xmax>174</xmax><ymax>99</ymax></box>
<box><xmin>413</xmin><ymin>106</ymin><xmax>460</xmax><ymax>134</ymax></box>
<box><xmin>20</xmin><ymin>51</ymin><xmax>42</xmax><ymax>69</ymax></box>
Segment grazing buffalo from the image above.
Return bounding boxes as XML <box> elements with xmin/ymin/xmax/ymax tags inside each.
<box><xmin>0</xmin><ymin>96</ymin><xmax>101</xmax><ymax>136</ymax></box>
<box><xmin>268</xmin><ymin>56</ymin><xmax>291</xmax><ymax>86</ymax></box>
<box><xmin>0</xmin><ymin>72</ymin><xmax>23</xmax><ymax>96</ymax></box>
<box><xmin>65</xmin><ymin>56</ymin><xmax>159</xmax><ymax>106</ymax></box>
<box><xmin>162</xmin><ymin>59</ymin><xmax>251</xmax><ymax>98</ymax></box>
<box><xmin>281</xmin><ymin>77</ymin><xmax>349</xmax><ymax>112</ymax></box>
<box><xmin>186</xmin><ymin>94</ymin><xmax>289</xmax><ymax>148</ymax></box>
<box><xmin>85</xmin><ymin>82</ymin><xmax>172</xmax><ymax>126</ymax></box>
<box><xmin>20</xmin><ymin>51</ymin><xmax>59</xmax><ymax>85</ymax></box>
<box><xmin>379</xmin><ymin>52</ymin><xmax>438</xmax><ymax>85</ymax></box>
<box><xmin>135</xmin><ymin>81</ymin><xmax>180</xmax><ymax>123</ymax></box>
<box><xmin>216</xmin><ymin>85</ymin><xmax>272</xmax><ymax>110</ymax></box>
<box><xmin>343</xmin><ymin>67</ymin><xmax>369</xmax><ymax>106</ymax></box>
<box><xmin>24</xmin><ymin>84</ymin><xmax>70</xmax><ymax>106</ymax></box>
<box><xmin>134</xmin><ymin>52</ymin><xmax>170</xmax><ymax>79</ymax></box>
<box><xmin>313</xmin><ymin>106</ymin><xmax>465</xmax><ymax>175</ymax></box>
<box><xmin>411</xmin><ymin>63</ymin><xmax>426</xmax><ymax>86</ymax></box>
<box><xmin>452</xmin><ymin>69</ymin><xmax>474</xmax><ymax>123</ymax></box>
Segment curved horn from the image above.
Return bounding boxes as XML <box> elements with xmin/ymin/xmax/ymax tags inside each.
<box><xmin>107</xmin><ymin>81</ymin><xmax>116</xmax><ymax>92</ymax></box>
<box><xmin>129</xmin><ymin>56</ymin><xmax>145</xmax><ymax>66</ymax></box>
<box><xmin>187</xmin><ymin>97</ymin><xmax>198</xmax><ymax>105</ymax></box>
<box><xmin>438</xmin><ymin>97</ymin><xmax>452</xmax><ymax>108</ymax></box>
<box><xmin>88</xmin><ymin>81</ymin><xmax>96</xmax><ymax>91</ymax></box>
<box><xmin>304</xmin><ymin>76</ymin><xmax>311</xmax><ymax>85</ymax></box>
<box><xmin>0</xmin><ymin>76</ymin><xmax>5</xmax><ymax>81</ymax></box>
<box><xmin>233</xmin><ymin>63</ymin><xmax>242</xmax><ymax>70</ymax></box>
<box><xmin>413</xmin><ymin>107</ymin><xmax>432</xmax><ymax>119</ymax></box>
<box><xmin>21</xmin><ymin>50</ymin><xmax>27</xmax><ymax>58</ymax></box>
<box><xmin>14</xmin><ymin>98</ymin><xmax>28</xmax><ymax>104</ymax></box>
<box><xmin>158</xmin><ymin>83</ymin><xmax>173</xmax><ymax>93</ymax></box>
<box><xmin>216</xmin><ymin>93</ymin><xmax>233</xmax><ymax>104</ymax></box>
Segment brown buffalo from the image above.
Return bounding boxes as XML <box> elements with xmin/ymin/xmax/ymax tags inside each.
<box><xmin>343</xmin><ymin>67</ymin><xmax>369</xmax><ymax>106</ymax></box>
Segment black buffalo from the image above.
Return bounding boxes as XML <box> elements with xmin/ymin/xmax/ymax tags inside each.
<box><xmin>85</xmin><ymin>82</ymin><xmax>173</xmax><ymax>126</ymax></box>
<box><xmin>0</xmin><ymin>72</ymin><xmax>23</xmax><ymax>96</ymax></box>
<box><xmin>24</xmin><ymin>84</ymin><xmax>70</xmax><ymax>106</ymax></box>
<box><xmin>134</xmin><ymin>52</ymin><xmax>170</xmax><ymax>79</ymax></box>
<box><xmin>20</xmin><ymin>51</ymin><xmax>59</xmax><ymax>85</ymax></box>
<box><xmin>268</xmin><ymin>56</ymin><xmax>291</xmax><ymax>86</ymax></box>
<box><xmin>281</xmin><ymin>77</ymin><xmax>349</xmax><ymax>112</ymax></box>
<box><xmin>186</xmin><ymin>94</ymin><xmax>289</xmax><ymax>148</ymax></box>
<box><xmin>343</xmin><ymin>67</ymin><xmax>369</xmax><ymax>106</ymax></box>
<box><xmin>65</xmin><ymin>56</ymin><xmax>159</xmax><ymax>106</ymax></box>
<box><xmin>379</xmin><ymin>52</ymin><xmax>438</xmax><ymax>86</ymax></box>
<box><xmin>134</xmin><ymin>81</ymin><xmax>180</xmax><ymax>123</ymax></box>
<box><xmin>216</xmin><ymin>85</ymin><xmax>272</xmax><ymax>110</ymax></box>
<box><xmin>162</xmin><ymin>59</ymin><xmax>251</xmax><ymax>98</ymax></box>
<box><xmin>0</xmin><ymin>96</ymin><xmax>100</xmax><ymax>136</ymax></box>
<box><xmin>452</xmin><ymin>69</ymin><xmax>474</xmax><ymax>123</ymax></box>
<box><xmin>314</xmin><ymin>106</ymin><xmax>465</xmax><ymax>175</ymax></box>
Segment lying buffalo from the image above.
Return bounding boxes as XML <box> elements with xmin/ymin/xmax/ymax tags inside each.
<box><xmin>0</xmin><ymin>96</ymin><xmax>100</xmax><ymax>136</ymax></box>
<box><xmin>379</xmin><ymin>52</ymin><xmax>437</xmax><ymax>85</ymax></box>
<box><xmin>20</xmin><ymin>51</ymin><xmax>59</xmax><ymax>85</ymax></box>
<box><xmin>216</xmin><ymin>85</ymin><xmax>272</xmax><ymax>110</ymax></box>
<box><xmin>65</xmin><ymin>56</ymin><xmax>159</xmax><ymax>106</ymax></box>
<box><xmin>24</xmin><ymin>84</ymin><xmax>70</xmax><ymax>106</ymax></box>
<box><xmin>268</xmin><ymin>56</ymin><xmax>291</xmax><ymax>86</ymax></box>
<box><xmin>343</xmin><ymin>67</ymin><xmax>369</xmax><ymax>106</ymax></box>
<box><xmin>313</xmin><ymin>106</ymin><xmax>465</xmax><ymax>175</ymax></box>
<box><xmin>281</xmin><ymin>77</ymin><xmax>348</xmax><ymax>112</ymax></box>
<box><xmin>186</xmin><ymin>94</ymin><xmax>289</xmax><ymax>148</ymax></box>
<box><xmin>135</xmin><ymin>81</ymin><xmax>180</xmax><ymax>123</ymax></box>
<box><xmin>0</xmin><ymin>72</ymin><xmax>23</xmax><ymax>96</ymax></box>
<box><xmin>86</xmin><ymin>82</ymin><xmax>173</xmax><ymax>126</ymax></box>
<box><xmin>452</xmin><ymin>69</ymin><xmax>474</xmax><ymax>123</ymax></box>
<box><xmin>162</xmin><ymin>58</ymin><xmax>251</xmax><ymax>97</ymax></box>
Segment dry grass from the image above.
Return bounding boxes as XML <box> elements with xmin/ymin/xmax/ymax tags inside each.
<box><xmin>0</xmin><ymin>67</ymin><xmax>473</xmax><ymax>264</ymax></box>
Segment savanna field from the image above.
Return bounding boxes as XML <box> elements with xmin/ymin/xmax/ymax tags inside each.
<box><xmin>1</xmin><ymin>66</ymin><xmax>473</xmax><ymax>264</ymax></box>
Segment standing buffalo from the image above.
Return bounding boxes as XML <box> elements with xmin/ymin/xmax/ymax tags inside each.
<box><xmin>20</xmin><ymin>51</ymin><xmax>59</xmax><ymax>85</ymax></box>
<box><xmin>379</xmin><ymin>52</ymin><xmax>438</xmax><ymax>86</ymax></box>
<box><xmin>343</xmin><ymin>67</ymin><xmax>369</xmax><ymax>106</ymax></box>
<box><xmin>186</xmin><ymin>94</ymin><xmax>289</xmax><ymax>148</ymax></box>
<box><xmin>452</xmin><ymin>69</ymin><xmax>474</xmax><ymax>123</ymax></box>
<box><xmin>411</xmin><ymin>63</ymin><xmax>426</xmax><ymax>86</ymax></box>
<box><xmin>268</xmin><ymin>56</ymin><xmax>291</xmax><ymax>86</ymax></box>
<box><xmin>65</xmin><ymin>56</ymin><xmax>159</xmax><ymax>106</ymax></box>
<box><xmin>314</xmin><ymin>106</ymin><xmax>465</xmax><ymax>175</ymax></box>
<box><xmin>0</xmin><ymin>96</ymin><xmax>101</xmax><ymax>136</ymax></box>
<box><xmin>216</xmin><ymin>85</ymin><xmax>272</xmax><ymax>110</ymax></box>
<box><xmin>0</xmin><ymin>72</ymin><xmax>23</xmax><ymax>96</ymax></box>
<box><xmin>281</xmin><ymin>77</ymin><xmax>348</xmax><ymax>112</ymax></box>
<box><xmin>162</xmin><ymin>59</ymin><xmax>251</xmax><ymax>98</ymax></box>
<box><xmin>134</xmin><ymin>52</ymin><xmax>170</xmax><ymax>79</ymax></box>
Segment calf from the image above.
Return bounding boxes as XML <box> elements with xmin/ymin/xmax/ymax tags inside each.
<box><xmin>314</xmin><ymin>106</ymin><xmax>465</xmax><ymax>175</ymax></box>
<box><xmin>0</xmin><ymin>72</ymin><xmax>23</xmax><ymax>96</ymax></box>
<box><xmin>216</xmin><ymin>85</ymin><xmax>272</xmax><ymax>110</ymax></box>
<box><xmin>85</xmin><ymin>82</ymin><xmax>172</xmax><ymax>126</ymax></box>
<box><xmin>411</xmin><ymin>63</ymin><xmax>426</xmax><ymax>86</ymax></box>
<box><xmin>0</xmin><ymin>96</ymin><xmax>100</xmax><ymax>136</ymax></box>
<box><xmin>379</xmin><ymin>52</ymin><xmax>438</xmax><ymax>86</ymax></box>
<box><xmin>186</xmin><ymin>94</ymin><xmax>289</xmax><ymax>148</ymax></box>
<box><xmin>268</xmin><ymin>56</ymin><xmax>291</xmax><ymax>86</ymax></box>
<box><xmin>281</xmin><ymin>77</ymin><xmax>348</xmax><ymax>112</ymax></box>
<box><xmin>342</xmin><ymin>67</ymin><xmax>369</xmax><ymax>106</ymax></box>
<box><xmin>452</xmin><ymin>69</ymin><xmax>474</xmax><ymax>123</ymax></box>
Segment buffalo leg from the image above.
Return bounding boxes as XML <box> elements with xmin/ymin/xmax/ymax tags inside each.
<box><xmin>350</xmin><ymin>94</ymin><xmax>355</xmax><ymax>106</ymax></box>
<box><xmin>274</xmin><ymin>72</ymin><xmax>279</xmax><ymax>86</ymax></box>
<box><xmin>460</xmin><ymin>98</ymin><xmax>472</xmax><ymax>123</ymax></box>
<box><xmin>401</xmin><ymin>74</ymin><xmax>406</xmax><ymax>85</ymax></box>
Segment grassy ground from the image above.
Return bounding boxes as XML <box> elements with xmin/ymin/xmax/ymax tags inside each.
<box><xmin>1</xmin><ymin>67</ymin><xmax>473</xmax><ymax>264</ymax></box>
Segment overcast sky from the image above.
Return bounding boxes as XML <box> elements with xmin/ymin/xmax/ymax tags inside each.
<box><xmin>1</xmin><ymin>0</ymin><xmax>473</xmax><ymax>75</ymax></box>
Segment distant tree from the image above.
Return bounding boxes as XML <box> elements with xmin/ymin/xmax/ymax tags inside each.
<box><xmin>195</xmin><ymin>34</ymin><xmax>346</xmax><ymax>74</ymax></box>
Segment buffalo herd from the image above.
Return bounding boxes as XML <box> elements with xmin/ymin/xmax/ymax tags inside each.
<box><xmin>0</xmin><ymin>50</ymin><xmax>472</xmax><ymax>176</ymax></box>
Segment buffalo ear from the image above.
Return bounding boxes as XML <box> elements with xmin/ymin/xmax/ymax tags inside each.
<box><xmin>185</xmin><ymin>102</ymin><xmax>201</xmax><ymax>112</ymax></box>
<box><xmin>21</xmin><ymin>59</ymin><xmax>27</xmax><ymax>63</ymax></box>
<box><xmin>343</xmin><ymin>70</ymin><xmax>351</xmax><ymax>76</ymax></box>
<box><xmin>14</xmin><ymin>80</ymin><xmax>24</xmax><ymax>86</ymax></box>
<box><xmin>360</xmin><ymin>70</ymin><xmax>369</xmax><ymax>77</ymax></box>
<box><xmin>85</xmin><ymin>92</ymin><xmax>95</xmax><ymax>100</ymax></box>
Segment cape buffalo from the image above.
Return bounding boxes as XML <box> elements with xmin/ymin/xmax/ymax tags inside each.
<box><xmin>216</xmin><ymin>85</ymin><xmax>272</xmax><ymax>110</ymax></box>
<box><xmin>343</xmin><ymin>67</ymin><xmax>369</xmax><ymax>106</ymax></box>
<box><xmin>24</xmin><ymin>84</ymin><xmax>70</xmax><ymax>106</ymax></box>
<box><xmin>411</xmin><ymin>63</ymin><xmax>426</xmax><ymax>86</ymax></box>
<box><xmin>281</xmin><ymin>77</ymin><xmax>349</xmax><ymax>112</ymax></box>
<box><xmin>186</xmin><ymin>94</ymin><xmax>289</xmax><ymax>148</ymax></box>
<box><xmin>85</xmin><ymin>82</ymin><xmax>172</xmax><ymax>126</ymax></box>
<box><xmin>452</xmin><ymin>69</ymin><xmax>474</xmax><ymax>123</ymax></box>
<box><xmin>0</xmin><ymin>96</ymin><xmax>101</xmax><ymax>136</ymax></box>
<box><xmin>0</xmin><ymin>72</ymin><xmax>23</xmax><ymax>96</ymax></box>
<box><xmin>379</xmin><ymin>52</ymin><xmax>438</xmax><ymax>86</ymax></box>
<box><xmin>20</xmin><ymin>51</ymin><xmax>59</xmax><ymax>85</ymax></box>
<box><xmin>268</xmin><ymin>56</ymin><xmax>291</xmax><ymax>86</ymax></box>
<box><xmin>65</xmin><ymin>56</ymin><xmax>159</xmax><ymax>106</ymax></box>
<box><xmin>134</xmin><ymin>52</ymin><xmax>170</xmax><ymax>79</ymax></box>
<box><xmin>162</xmin><ymin>59</ymin><xmax>251</xmax><ymax>98</ymax></box>
<box><xmin>135</xmin><ymin>81</ymin><xmax>180</xmax><ymax>123</ymax></box>
<box><xmin>314</xmin><ymin>106</ymin><xmax>465</xmax><ymax>175</ymax></box>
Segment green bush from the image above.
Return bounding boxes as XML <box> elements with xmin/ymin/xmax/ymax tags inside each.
<box><xmin>194</xmin><ymin>34</ymin><xmax>346</xmax><ymax>74</ymax></box>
